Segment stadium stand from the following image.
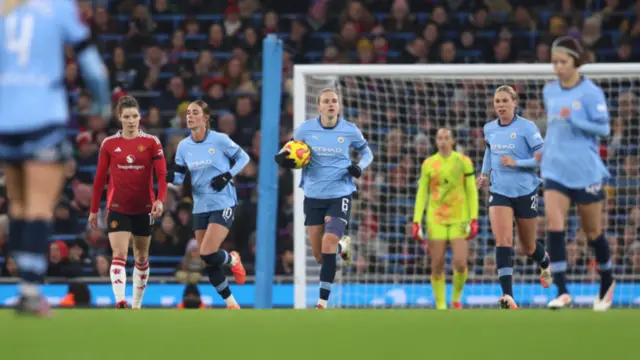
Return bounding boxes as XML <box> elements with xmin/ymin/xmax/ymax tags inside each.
<box><xmin>0</xmin><ymin>0</ymin><xmax>639</xmax><ymax>285</ymax></box>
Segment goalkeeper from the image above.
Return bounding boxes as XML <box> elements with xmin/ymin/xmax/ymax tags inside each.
<box><xmin>275</xmin><ymin>88</ymin><xmax>373</xmax><ymax>309</ymax></box>
<box><xmin>412</xmin><ymin>128</ymin><xmax>478</xmax><ymax>310</ymax></box>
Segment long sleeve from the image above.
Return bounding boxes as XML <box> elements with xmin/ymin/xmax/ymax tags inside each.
<box><xmin>151</xmin><ymin>137</ymin><xmax>168</xmax><ymax>202</ymax></box>
<box><xmin>154</xmin><ymin>158</ymin><xmax>168</xmax><ymax>202</ymax></box>
<box><xmin>569</xmin><ymin>117</ymin><xmax>610</xmax><ymax>137</ymax></box>
<box><xmin>173</xmin><ymin>144</ymin><xmax>187</xmax><ymax>185</ymax></box>
<box><xmin>571</xmin><ymin>87</ymin><xmax>611</xmax><ymax>137</ymax></box>
<box><xmin>229</xmin><ymin>148</ymin><xmax>250</xmax><ymax>176</ymax></box>
<box><xmin>463</xmin><ymin>157</ymin><xmax>479</xmax><ymax>219</ymax></box>
<box><xmin>90</xmin><ymin>144</ymin><xmax>110</xmax><ymax>213</ymax></box>
<box><xmin>481</xmin><ymin>148</ymin><xmax>491</xmax><ymax>174</ymax></box>
<box><xmin>515</xmin><ymin>158</ymin><xmax>538</xmax><ymax>168</ymax></box>
<box><xmin>413</xmin><ymin>161</ymin><xmax>430</xmax><ymax>223</ymax></box>
<box><xmin>357</xmin><ymin>145</ymin><xmax>374</xmax><ymax>169</ymax></box>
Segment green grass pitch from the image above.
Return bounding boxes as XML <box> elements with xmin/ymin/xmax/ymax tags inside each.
<box><xmin>1</xmin><ymin>309</ymin><xmax>638</xmax><ymax>360</ymax></box>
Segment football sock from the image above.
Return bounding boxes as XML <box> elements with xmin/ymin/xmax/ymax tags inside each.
<box><xmin>319</xmin><ymin>253</ymin><xmax>337</xmax><ymax>306</ymax></box>
<box><xmin>452</xmin><ymin>268</ymin><xmax>468</xmax><ymax>303</ymax></box>
<box><xmin>201</xmin><ymin>249</ymin><xmax>232</xmax><ymax>267</ymax></box>
<box><xmin>205</xmin><ymin>265</ymin><xmax>234</xmax><ymax>303</ymax></box>
<box><xmin>588</xmin><ymin>233</ymin><xmax>614</xmax><ymax>299</ymax></box>
<box><xmin>530</xmin><ymin>241</ymin><xmax>550</xmax><ymax>269</ymax></box>
<box><xmin>7</xmin><ymin>219</ymin><xmax>24</xmax><ymax>254</ymax></box>
<box><xmin>15</xmin><ymin>220</ymin><xmax>50</xmax><ymax>293</ymax></box>
<box><xmin>496</xmin><ymin>246</ymin><xmax>513</xmax><ymax>297</ymax></box>
<box><xmin>110</xmin><ymin>257</ymin><xmax>127</xmax><ymax>303</ymax></box>
<box><xmin>431</xmin><ymin>274</ymin><xmax>446</xmax><ymax>309</ymax></box>
<box><xmin>132</xmin><ymin>259</ymin><xmax>150</xmax><ymax>308</ymax></box>
<box><xmin>547</xmin><ymin>231</ymin><xmax>569</xmax><ymax>296</ymax></box>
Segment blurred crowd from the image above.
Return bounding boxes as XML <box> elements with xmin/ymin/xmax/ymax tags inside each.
<box><xmin>0</xmin><ymin>0</ymin><xmax>639</xmax><ymax>282</ymax></box>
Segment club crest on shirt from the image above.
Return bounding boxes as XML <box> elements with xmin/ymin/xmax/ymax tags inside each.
<box><xmin>337</xmin><ymin>136</ymin><xmax>344</xmax><ymax>143</ymax></box>
<box><xmin>137</xmin><ymin>145</ymin><xmax>146</xmax><ymax>152</ymax></box>
<box><xmin>510</xmin><ymin>132</ymin><xmax>516</xmax><ymax>139</ymax></box>
<box><xmin>572</xmin><ymin>101</ymin><xmax>581</xmax><ymax>110</ymax></box>
<box><xmin>208</xmin><ymin>148</ymin><xmax>215</xmax><ymax>154</ymax></box>
<box><xmin>126</xmin><ymin>155</ymin><xmax>135</xmax><ymax>163</ymax></box>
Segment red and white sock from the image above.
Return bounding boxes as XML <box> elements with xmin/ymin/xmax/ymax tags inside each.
<box><xmin>132</xmin><ymin>259</ymin><xmax>149</xmax><ymax>309</ymax></box>
<box><xmin>110</xmin><ymin>257</ymin><xmax>127</xmax><ymax>303</ymax></box>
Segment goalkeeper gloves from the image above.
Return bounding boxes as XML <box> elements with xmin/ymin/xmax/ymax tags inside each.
<box><xmin>211</xmin><ymin>172</ymin><xmax>232</xmax><ymax>191</ymax></box>
<box><xmin>412</xmin><ymin>222</ymin><xmax>423</xmax><ymax>241</ymax></box>
<box><xmin>466</xmin><ymin>219</ymin><xmax>478</xmax><ymax>240</ymax></box>
<box><xmin>274</xmin><ymin>151</ymin><xmax>297</xmax><ymax>169</ymax></box>
<box><xmin>347</xmin><ymin>162</ymin><xmax>362</xmax><ymax>178</ymax></box>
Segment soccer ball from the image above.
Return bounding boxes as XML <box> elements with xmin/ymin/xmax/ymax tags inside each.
<box><xmin>284</xmin><ymin>140</ymin><xmax>311</xmax><ymax>169</ymax></box>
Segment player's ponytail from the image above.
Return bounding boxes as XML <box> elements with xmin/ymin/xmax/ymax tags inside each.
<box><xmin>116</xmin><ymin>96</ymin><xmax>140</xmax><ymax>117</ymax></box>
<box><xmin>552</xmin><ymin>36</ymin><xmax>585</xmax><ymax>68</ymax></box>
<box><xmin>191</xmin><ymin>100</ymin><xmax>211</xmax><ymax>129</ymax></box>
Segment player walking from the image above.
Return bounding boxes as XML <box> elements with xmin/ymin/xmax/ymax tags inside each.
<box><xmin>275</xmin><ymin>88</ymin><xmax>373</xmax><ymax>309</ymax></box>
<box><xmin>540</xmin><ymin>37</ymin><xmax>615</xmax><ymax>311</ymax></box>
<box><xmin>0</xmin><ymin>0</ymin><xmax>110</xmax><ymax>315</ymax></box>
<box><xmin>413</xmin><ymin>128</ymin><xmax>478</xmax><ymax>310</ymax></box>
<box><xmin>477</xmin><ymin>85</ymin><xmax>552</xmax><ymax>310</ymax></box>
<box><xmin>89</xmin><ymin>96</ymin><xmax>168</xmax><ymax>309</ymax></box>
<box><xmin>168</xmin><ymin>100</ymin><xmax>249</xmax><ymax>309</ymax></box>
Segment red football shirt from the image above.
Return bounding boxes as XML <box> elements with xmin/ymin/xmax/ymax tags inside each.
<box><xmin>90</xmin><ymin>130</ymin><xmax>168</xmax><ymax>215</ymax></box>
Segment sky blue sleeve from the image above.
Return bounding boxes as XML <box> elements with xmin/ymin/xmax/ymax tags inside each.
<box><xmin>173</xmin><ymin>143</ymin><xmax>186</xmax><ymax>185</ymax></box>
<box><xmin>570</xmin><ymin>86</ymin><xmax>610</xmax><ymax>136</ymax></box>
<box><xmin>481</xmin><ymin>148</ymin><xmax>491</xmax><ymax>174</ymax></box>
<box><xmin>353</xmin><ymin>126</ymin><xmax>373</xmax><ymax>169</ymax></box>
<box><xmin>292</xmin><ymin>125</ymin><xmax>304</xmax><ymax>141</ymax></box>
<box><xmin>58</xmin><ymin>0</ymin><xmax>91</xmax><ymax>45</ymax></box>
<box><xmin>76</xmin><ymin>48</ymin><xmax>111</xmax><ymax>115</ymax></box>
<box><xmin>223</xmin><ymin>135</ymin><xmax>250</xmax><ymax>176</ymax></box>
<box><xmin>516</xmin><ymin>124</ymin><xmax>543</xmax><ymax>168</ymax></box>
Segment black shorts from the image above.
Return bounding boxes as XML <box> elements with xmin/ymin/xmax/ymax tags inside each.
<box><xmin>0</xmin><ymin>125</ymin><xmax>73</xmax><ymax>164</ymax></box>
<box><xmin>489</xmin><ymin>189</ymin><xmax>539</xmax><ymax>219</ymax></box>
<box><xmin>304</xmin><ymin>195</ymin><xmax>352</xmax><ymax>227</ymax></box>
<box><xmin>107</xmin><ymin>211</ymin><xmax>153</xmax><ymax>236</ymax></box>
<box><xmin>192</xmin><ymin>207</ymin><xmax>236</xmax><ymax>231</ymax></box>
<box><xmin>544</xmin><ymin>179</ymin><xmax>605</xmax><ymax>205</ymax></box>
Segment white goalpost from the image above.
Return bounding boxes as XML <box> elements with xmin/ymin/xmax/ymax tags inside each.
<box><xmin>292</xmin><ymin>63</ymin><xmax>640</xmax><ymax>309</ymax></box>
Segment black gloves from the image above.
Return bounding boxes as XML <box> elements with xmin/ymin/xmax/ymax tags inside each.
<box><xmin>166</xmin><ymin>171</ymin><xmax>174</xmax><ymax>183</ymax></box>
<box><xmin>274</xmin><ymin>151</ymin><xmax>297</xmax><ymax>169</ymax></box>
<box><xmin>211</xmin><ymin>172</ymin><xmax>232</xmax><ymax>191</ymax></box>
<box><xmin>348</xmin><ymin>162</ymin><xmax>362</xmax><ymax>178</ymax></box>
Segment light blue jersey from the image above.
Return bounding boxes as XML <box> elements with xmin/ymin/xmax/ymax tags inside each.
<box><xmin>0</xmin><ymin>0</ymin><xmax>110</xmax><ymax>133</ymax></box>
<box><xmin>294</xmin><ymin>117</ymin><xmax>373</xmax><ymax>199</ymax></box>
<box><xmin>541</xmin><ymin>78</ymin><xmax>610</xmax><ymax>188</ymax></box>
<box><xmin>174</xmin><ymin>130</ymin><xmax>250</xmax><ymax>214</ymax></box>
<box><xmin>482</xmin><ymin>116</ymin><xmax>543</xmax><ymax>198</ymax></box>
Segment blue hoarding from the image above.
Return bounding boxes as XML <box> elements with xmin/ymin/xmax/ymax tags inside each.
<box><xmin>0</xmin><ymin>283</ymin><xmax>638</xmax><ymax>308</ymax></box>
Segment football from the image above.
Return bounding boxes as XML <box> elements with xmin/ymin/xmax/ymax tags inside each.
<box><xmin>284</xmin><ymin>140</ymin><xmax>311</xmax><ymax>169</ymax></box>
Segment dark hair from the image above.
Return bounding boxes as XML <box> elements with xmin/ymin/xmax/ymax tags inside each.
<box><xmin>116</xmin><ymin>96</ymin><xmax>139</xmax><ymax>116</ymax></box>
<box><xmin>190</xmin><ymin>100</ymin><xmax>211</xmax><ymax>128</ymax></box>
<box><xmin>552</xmin><ymin>36</ymin><xmax>584</xmax><ymax>67</ymax></box>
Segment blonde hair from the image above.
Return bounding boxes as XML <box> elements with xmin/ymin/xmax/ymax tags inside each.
<box><xmin>316</xmin><ymin>88</ymin><xmax>339</xmax><ymax>105</ymax></box>
<box><xmin>2</xmin><ymin>0</ymin><xmax>27</xmax><ymax>16</ymax></box>
<box><xmin>495</xmin><ymin>85</ymin><xmax>518</xmax><ymax>100</ymax></box>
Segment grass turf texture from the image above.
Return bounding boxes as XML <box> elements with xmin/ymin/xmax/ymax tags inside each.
<box><xmin>0</xmin><ymin>309</ymin><xmax>638</xmax><ymax>360</ymax></box>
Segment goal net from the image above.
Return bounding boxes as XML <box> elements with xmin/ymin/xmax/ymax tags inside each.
<box><xmin>292</xmin><ymin>63</ymin><xmax>640</xmax><ymax>309</ymax></box>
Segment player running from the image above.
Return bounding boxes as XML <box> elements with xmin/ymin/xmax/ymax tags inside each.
<box><xmin>275</xmin><ymin>88</ymin><xmax>373</xmax><ymax>309</ymax></box>
<box><xmin>168</xmin><ymin>100</ymin><xmax>249</xmax><ymax>309</ymax></box>
<box><xmin>0</xmin><ymin>0</ymin><xmax>110</xmax><ymax>316</ymax></box>
<box><xmin>540</xmin><ymin>36</ymin><xmax>615</xmax><ymax>311</ymax></box>
<box><xmin>477</xmin><ymin>85</ymin><xmax>552</xmax><ymax>310</ymax></box>
<box><xmin>412</xmin><ymin>128</ymin><xmax>478</xmax><ymax>310</ymax></box>
<box><xmin>89</xmin><ymin>96</ymin><xmax>168</xmax><ymax>309</ymax></box>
